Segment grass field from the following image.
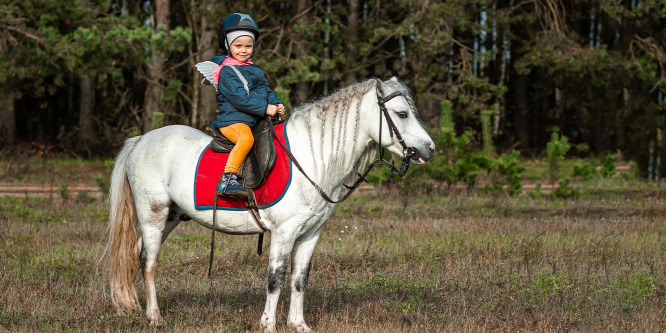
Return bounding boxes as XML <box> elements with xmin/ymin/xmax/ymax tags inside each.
<box><xmin>0</xmin><ymin>172</ymin><xmax>665</xmax><ymax>332</ymax></box>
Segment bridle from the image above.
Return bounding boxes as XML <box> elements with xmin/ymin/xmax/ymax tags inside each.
<box><xmin>270</xmin><ymin>79</ymin><xmax>421</xmax><ymax>204</ymax></box>
<box><xmin>375</xmin><ymin>81</ymin><xmax>421</xmax><ymax>174</ymax></box>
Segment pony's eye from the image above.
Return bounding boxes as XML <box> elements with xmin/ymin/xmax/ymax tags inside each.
<box><xmin>396</xmin><ymin>111</ymin><xmax>408</xmax><ymax>119</ymax></box>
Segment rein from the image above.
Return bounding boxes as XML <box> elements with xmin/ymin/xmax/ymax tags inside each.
<box><xmin>270</xmin><ymin>80</ymin><xmax>420</xmax><ymax>204</ymax></box>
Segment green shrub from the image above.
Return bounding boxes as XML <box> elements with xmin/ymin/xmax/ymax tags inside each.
<box><xmin>481</xmin><ymin>108</ymin><xmax>496</xmax><ymax>158</ymax></box>
<box><xmin>495</xmin><ymin>150</ymin><xmax>526</xmax><ymax>196</ymax></box>
<box><xmin>58</xmin><ymin>184</ymin><xmax>70</xmax><ymax>201</ymax></box>
<box><xmin>527</xmin><ymin>183</ymin><xmax>543</xmax><ymax>199</ymax></box>
<box><xmin>573</xmin><ymin>162</ymin><xmax>597</xmax><ymax>180</ymax></box>
<box><xmin>546</xmin><ymin>130</ymin><xmax>570</xmax><ymax>185</ymax></box>
<box><xmin>550</xmin><ymin>177</ymin><xmax>580</xmax><ymax>199</ymax></box>
<box><xmin>426</xmin><ymin>101</ymin><xmax>489</xmax><ymax>188</ymax></box>
<box><xmin>602</xmin><ymin>155</ymin><xmax>616</xmax><ymax>178</ymax></box>
<box><xmin>151</xmin><ymin>112</ymin><xmax>164</xmax><ymax>129</ymax></box>
<box><xmin>95</xmin><ymin>173</ymin><xmax>110</xmax><ymax>194</ymax></box>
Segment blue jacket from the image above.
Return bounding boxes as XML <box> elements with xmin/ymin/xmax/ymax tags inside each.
<box><xmin>211</xmin><ymin>56</ymin><xmax>283</xmax><ymax>128</ymax></box>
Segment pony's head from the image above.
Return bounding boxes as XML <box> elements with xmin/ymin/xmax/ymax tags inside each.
<box><xmin>366</xmin><ymin>78</ymin><xmax>435</xmax><ymax>164</ymax></box>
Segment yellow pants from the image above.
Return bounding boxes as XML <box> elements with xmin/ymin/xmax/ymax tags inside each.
<box><xmin>219</xmin><ymin>123</ymin><xmax>254</xmax><ymax>173</ymax></box>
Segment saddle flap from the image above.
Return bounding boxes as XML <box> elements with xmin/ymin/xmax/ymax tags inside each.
<box><xmin>210</xmin><ymin>126</ymin><xmax>234</xmax><ymax>153</ymax></box>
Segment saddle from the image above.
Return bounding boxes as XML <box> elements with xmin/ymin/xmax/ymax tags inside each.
<box><xmin>209</xmin><ymin>117</ymin><xmax>282</xmax><ymax>189</ymax></box>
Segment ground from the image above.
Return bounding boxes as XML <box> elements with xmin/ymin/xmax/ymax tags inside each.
<box><xmin>0</xmin><ymin>159</ymin><xmax>664</xmax><ymax>332</ymax></box>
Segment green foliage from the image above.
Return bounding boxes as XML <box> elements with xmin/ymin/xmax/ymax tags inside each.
<box><xmin>57</xmin><ymin>184</ymin><xmax>70</xmax><ymax>201</ymax></box>
<box><xmin>528</xmin><ymin>273</ymin><xmax>564</xmax><ymax>302</ymax></box>
<box><xmin>546</xmin><ymin>130</ymin><xmax>570</xmax><ymax>185</ymax></box>
<box><xmin>94</xmin><ymin>173</ymin><xmax>110</xmax><ymax>194</ymax></box>
<box><xmin>152</xmin><ymin>112</ymin><xmax>165</xmax><ymax>129</ymax></box>
<box><xmin>1</xmin><ymin>0</ymin><xmax>665</xmax><ymax>180</ymax></box>
<box><xmin>481</xmin><ymin>108</ymin><xmax>496</xmax><ymax>159</ymax></box>
<box><xmin>0</xmin><ymin>311</ymin><xmax>26</xmax><ymax>327</ymax></box>
<box><xmin>602</xmin><ymin>155</ymin><xmax>616</xmax><ymax>178</ymax></box>
<box><xmin>127</xmin><ymin>127</ymin><xmax>142</xmax><ymax>137</ymax></box>
<box><xmin>274</xmin><ymin>87</ymin><xmax>291</xmax><ymax>113</ymax></box>
<box><xmin>573</xmin><ymin>162</ymin><xmax>597</xmax><ymax>181</ymax></box>
<box><xmin>426</xmin><ymin>100</ymin><xmax>490</xmax><ymax>188</ymax></box>
<box><xmin>494</xmin><ymin>150</ymin><xmax>526</xmax><ymax>196</ymax></box>
<box><xmin>407</xmin><ymin>99</ymin><xmax>524</xmax><ymax>195</ymax></box>
<box><xmin>527</xmin><ymin>183</ymin><xmax>543</xmax><ymax>199</ymax></box>
<box><xmin>621</xmin><ymin>164</ymin><xmax>640</xmax><ymax>180</ymax></box>
<box><xmin>614</xmin><ymin>274</ymin><xmax>657</xmax><ymax>307</ymax></box>
<box><xmin>550</xmin><ymin>177</ymin><xmax>580</xmax><ymax>199</ymax></box>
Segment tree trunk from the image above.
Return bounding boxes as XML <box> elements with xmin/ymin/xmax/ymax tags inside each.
<box><xmin>189</xmin><ymin>2</ymin><xmax>216</xmax><ymax>130</ymax></box>
<box><xmin>76</xmin><ymin>0</ymin><xmax>95</xmax><ymax>152</ymax></box>
<box><xmin>293</xmin><ymin>0</ymin><xmax>310</xmax><ymax>104</ymax></box>
<box><xmin>79</xmin><ymin>76</ymin><xmax>95</xmax><ymax>151</ymax></box>
<box><xmin>512</xmin><ymin>75</ymin><xmax>531</xmax><ymax>151</ymax></box>
<box><xmin>0</xmin><ymin>91</ymin><xmax>16</xmax><ymax>145</ymax></box>
<box><xmin>491</xmin><ymin>1</ymin><xmax>507</xmax><ymax>138</ymax></box>
<box><xmin>618</xmin><ymin>0</ymin><xmax>633</xmax><ymax>50</ymax></box>
<box><xmin>143</xmin><ymin>0</ymin><xmax>170</xmax><ymax>132</ymax></box>
<box><xmin>198</xmin><ymin>15</ymin><xmax>216</xmax><ymax>129</ymax></box>
<box><xmin>509</xmin><ymin>7</ymin><xmax>530</xmax><ymax>151</ymax></box>
<box><xmin>344</xmin><ymin>0</ymin><xmax>360</xmax><ymax>84</ymax></box>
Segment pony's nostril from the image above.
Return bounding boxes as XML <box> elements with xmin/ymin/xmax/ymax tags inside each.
<box><xmin>428</xmin><ymin>144</ymin><xmax>435</xmax><ymax>152</ymax></box>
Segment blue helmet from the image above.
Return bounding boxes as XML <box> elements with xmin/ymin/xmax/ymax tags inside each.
<box><xmin>218</xmin><ymin>13</ymin><xmax>260</xmax><ymax>51</ymax></box>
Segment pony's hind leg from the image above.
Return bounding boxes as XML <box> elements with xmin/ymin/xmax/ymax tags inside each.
<box><xmin>134</xmin><ymin>195</ymin><xmax>174</xmax><ymax>326</ymax></box>
<box><xmin>135</xmin><ymin>204</ymin><xmax>183</xmax><ymax>272</ymax></box>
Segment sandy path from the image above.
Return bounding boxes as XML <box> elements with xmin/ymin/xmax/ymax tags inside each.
<box><xmin>0</xmin><ymin>183</ymin><xmax>104</xmax><ymax>198</ymax></box>
<box><xmin>0</xmin><ymin>165</ymin><xmax>630</xmax><ymax>198</ymax></box>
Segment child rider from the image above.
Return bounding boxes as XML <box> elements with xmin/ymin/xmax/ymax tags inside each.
<box><xmin>212</xmin><ymin>13</ymin><xmax>285</xmax><ymax>200</ymax></box>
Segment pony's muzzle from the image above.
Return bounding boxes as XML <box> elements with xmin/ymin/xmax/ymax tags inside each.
<box><xmin>415</xmin><ymin>142</ymin><xmax>435</xmax><ymax>163</ymax></box>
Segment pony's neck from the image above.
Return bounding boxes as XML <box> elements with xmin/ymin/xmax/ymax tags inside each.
<box><xmin>286</xmin><ymin>80</ymin><xmax>378</xmax><ymax>192</ymax></box>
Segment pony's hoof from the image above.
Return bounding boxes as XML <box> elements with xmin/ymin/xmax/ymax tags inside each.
<box><xmin>261</xmin><ymin>325</ymin><xmax>276</xmax><ymax>333</ymax></box>
<box><xmin>288</xmin><ymin>321</ymin><xmax>311</xmax><ymax>332</ymax></box>
<box><xmin>148</xmin><ymin>317</ymin><xmax>165</xmax><ymax>326</ymax></box>
<box><xmin>260</xmin><ymin>317</ymin><xmax>276</xmax><ymax>333</ymax></box>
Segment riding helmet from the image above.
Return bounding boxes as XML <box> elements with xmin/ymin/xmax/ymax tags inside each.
<box><xmin>218</xmin><ymin>13</ymin><xmax>260</xmax><ymax>52</ymax></box>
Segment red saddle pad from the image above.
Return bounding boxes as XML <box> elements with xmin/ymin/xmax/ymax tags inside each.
<box><xmin>194</xmin><ymin>122</ymin><xmax>291</xmax><ymax>210</ymax></box>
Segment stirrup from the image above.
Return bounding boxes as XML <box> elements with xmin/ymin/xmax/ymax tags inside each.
<box><xmin>220</xmin><ymin>172</ymin><xmax>248</xmax><ymax>200</ymax></box>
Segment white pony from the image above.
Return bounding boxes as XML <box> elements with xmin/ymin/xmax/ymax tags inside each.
<box><xmin>101</xmin><ymin>78</ymin><xmax>435</xmax><ymax>332</ymax></box>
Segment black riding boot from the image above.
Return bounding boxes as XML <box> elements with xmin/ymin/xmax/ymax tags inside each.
<box><xmin>219</xmin><ymin>172</ymin><xmax>248</xmax><ymax>200</ymax></box>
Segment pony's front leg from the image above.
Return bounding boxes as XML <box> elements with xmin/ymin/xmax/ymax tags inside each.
<box><xmin>260</xmin><ymin>229</ymin><xmax>299</xmax><ymax>333</ymax></box>
<box><xmin>287</xmin><ymin>229</ymin><xmax>321</xmax><ymax>332</ymax></box>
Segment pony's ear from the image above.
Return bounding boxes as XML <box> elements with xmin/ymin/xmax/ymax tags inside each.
<box><xmin>389</xmin><ymin>77</ymin><xmax>399</xmax><ymax>83</ymax></box>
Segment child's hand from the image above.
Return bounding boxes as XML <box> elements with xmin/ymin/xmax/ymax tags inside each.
<box><xmin>277</xmin><ymin>104</ymin><xmax>285</xmax><ymax>115</ymax></box>
<box><xmin>266</xmin><ymin>104</ymin><xmax>278</xmax><ymax>116</ymax></box>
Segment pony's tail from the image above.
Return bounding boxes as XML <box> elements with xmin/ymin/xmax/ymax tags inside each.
<box><xmin>101</xmin><ymin>136</ymin><xmax>142</xmax><ymax>314</ymax></box>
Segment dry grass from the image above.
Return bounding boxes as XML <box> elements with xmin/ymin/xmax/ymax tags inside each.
<box><xmin>0</xmin><ymin>180</ymin><xmax>665</xmax><ymax>332</ymax></box>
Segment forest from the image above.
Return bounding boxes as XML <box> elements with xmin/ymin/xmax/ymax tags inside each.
<box><xmin>0</xmin><ymin>0</ymin><xmax>664</xmax><ymax>177</ymax></box>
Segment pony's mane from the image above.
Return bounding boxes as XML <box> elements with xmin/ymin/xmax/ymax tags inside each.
<box><xmin>287</xmin><ymin>78</ymin><xmax>414</xmax><ymax>189</ymax></box>
<box><xmin>289</xmin><ymin>78</ymin><xmax>414</xmax><ymax>117</ymax></box>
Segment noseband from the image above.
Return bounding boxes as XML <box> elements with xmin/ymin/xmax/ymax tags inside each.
<box><xmin>270</xmin><ymin>80</ymin><xmax>420</xmax><ymax>204</ymax></box>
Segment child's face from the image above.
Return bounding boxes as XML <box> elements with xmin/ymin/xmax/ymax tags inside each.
<box><xmin>229</xmin><ymin>36</ymin><xmax>254</xmax><ymax>62</ymax></box>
